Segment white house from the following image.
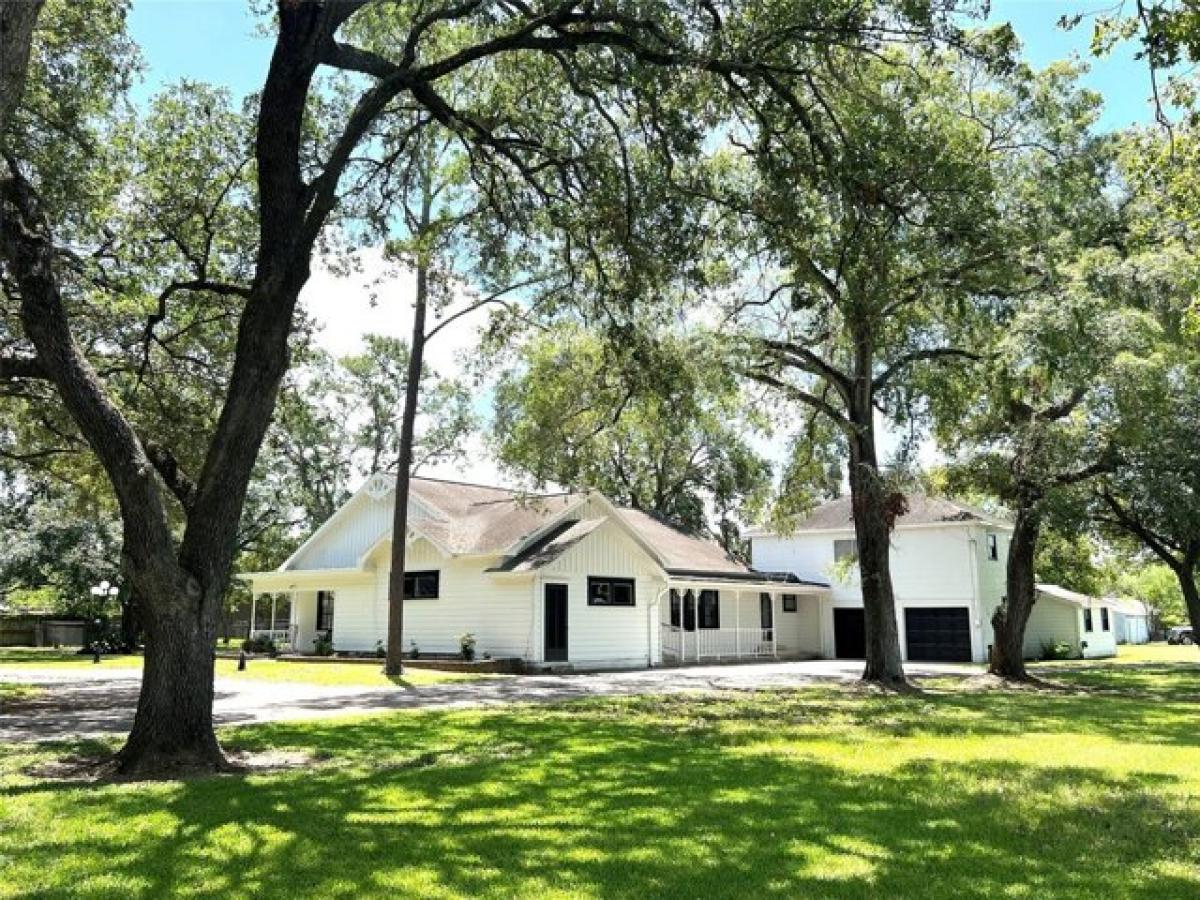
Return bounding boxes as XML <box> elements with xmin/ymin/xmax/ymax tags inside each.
<box><xmin>243</xmin><ymin>474</ymin><xmax>829</xmax><ymax>670</ymax></box>
<box><xmin>749</xmin><ymin>495</ymin><xmax>1118</xmax><ymax>663</ymax></box>
<box><xmin>1110</xmin><ymin>598</ymin><xmax>1152</xmax><ymax>645</ymax></box>
<box><xmin>1028</xmin><ymin>585</ymin><xmax>1119</xmax><ymax>659</ymax></box>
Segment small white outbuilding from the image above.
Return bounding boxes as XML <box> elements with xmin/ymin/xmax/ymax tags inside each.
<box><xmin>1110</xmin><ymin>598</ymin><xmax>1152</xmax><ymax>645</ymax></box>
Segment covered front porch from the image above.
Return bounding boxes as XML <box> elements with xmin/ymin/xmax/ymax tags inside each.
<box><xmin>243</xmin><ymin>568</ymin><xmax>375</xmax><ymax>653</ymax></box>
<box><xmin>659</xmin><ymin>576</ymin><xmax>829</xmax><ymax>665</ymax></box>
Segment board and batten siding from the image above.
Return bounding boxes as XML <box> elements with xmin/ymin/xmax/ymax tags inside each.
<box><xmin>324</xmin><ymin>537</ymin><xmax>538</xmax><ymax>658</ymax></box>
<box><xmin>289</xmin><ymin>489</ymin><xmax>438</xmax><ymax>571</ymax></box>
<box><xmin>535</xmin><ymin>517</ymin><xmax>665</xmax><ymax>668</ymax></box>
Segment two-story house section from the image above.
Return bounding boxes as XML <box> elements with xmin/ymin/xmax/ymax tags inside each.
<box><xmin>748</xmin><ymin>495</ymin><xmax>1013</xmax><ymax>664</ymax></box>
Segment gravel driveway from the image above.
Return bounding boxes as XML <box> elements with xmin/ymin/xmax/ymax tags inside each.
<box><xmin>0</xmin><ymin>658</ymin><xmax>978</xmax><ymax>743</ymax></box>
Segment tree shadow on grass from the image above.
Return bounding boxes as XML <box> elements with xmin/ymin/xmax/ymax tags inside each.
<box><xmin>3</xmin><ymin>703</ymin><xmax>1198</xmax><ymax>899</ymax></box>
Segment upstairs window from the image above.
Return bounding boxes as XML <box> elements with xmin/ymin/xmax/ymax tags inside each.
<box><xmin>698</xmin><ymin>590</ymin><xmax>720</xmax><ymax>629</ymax></box>
<box><xmin>404</xmin><ymin>571</ymin><xmax>440</xmax><ymax>599</ymax></box>
<box><xmin>986</xmin><ymin>533</ymin><xmax>999</xmax><ymax>561</ymax></box>
<box><xmin>1083</xmin><ymin>608</ymin><xmax>1094</xmax><ymax>633</ymax></box>
<box><xmin>1101</xmin><ymin>608</ymin><xmax>1110</xmax><ymax>632</ymax></box>
<box><xmin>588</xmin><ymin>576</ymin><xmax>635</xmax><ymax>606</ymax></box>
<box><xmin>833</xmin><ymin>539</ymin><xmax>858</xmax><ymax>562</ymax></box>
<box><xmin>782</xmin><ymin>594</ymin><xmax>798</xmax><ymax>613</ymax></box>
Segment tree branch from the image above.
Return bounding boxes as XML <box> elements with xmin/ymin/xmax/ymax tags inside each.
<box><xmin>873</xmin><ymin>347</ymin><xmax>981</xmax><ymax>392</ymax></box>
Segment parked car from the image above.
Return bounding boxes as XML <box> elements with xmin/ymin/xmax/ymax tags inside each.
<box><xmin>1167</xmin><ymin>625</ymin><xmax>1195</xmax><ymax>645</ymax></box>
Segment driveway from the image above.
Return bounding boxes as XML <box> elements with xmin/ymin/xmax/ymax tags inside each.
<box><xmin>0</xmin><ymin>659</ymin><xmax>978</xmax><ymax>743</ymax></box>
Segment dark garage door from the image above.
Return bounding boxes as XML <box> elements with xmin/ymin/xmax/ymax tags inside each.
<box><xmin>833</xmin><ymin>608</ymin><xmax>866</xmax><ymax>659</ymax></box>
<box><xmin>905</xmin><ymin>607</ymin><xmax>972</xmax><ymax>662</ymax></box>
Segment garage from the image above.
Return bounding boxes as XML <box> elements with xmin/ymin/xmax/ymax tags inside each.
<box><xmin>904</xmin><ymin>607</ymin><xmax>972</xmax><ymax>662</ymax></box>
<box><xmin>833</xmin><ymin>608</ymin><xmax>866</xmax><ymax>659</ymax></box>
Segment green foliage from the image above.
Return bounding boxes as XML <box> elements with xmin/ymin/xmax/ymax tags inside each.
<box><xmin>1039</xmin><ymin>640</ymin><xmax>1075</xmax><ymax>661</ymax></box>
<box><xmin>1036</xmin><ymin>529</ymin><xmax>1105</xmax><ymax>596</ymax></box>
<box><xmin>1109</xmin><ymin>562</ymin><xmax>1189</xmax><ymax>627</ymax></box>
<box><xmin>493</xmin><ymin>324</ymin><xmax>771</xmax><ymax>550</ymax></box>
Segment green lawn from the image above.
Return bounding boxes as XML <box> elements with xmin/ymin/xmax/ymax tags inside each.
<box><xmin>0</xmin><ymin>682</ymin><xmax>44</xmax><ymax>703</ymax></box>
<box><xmin>1031</xmin><ymin>642</ymin><xmax>1200</xmax><ymax>700</ymax></box>
<box><xmin>2</xmin><ymin>655</ymin><xmax>1198</xmax><ymax>898</ymax></box>
<box><xmin>0</xmin><ymin>649</ymin><xmax>491</xmax><ymax>687</ymax></box>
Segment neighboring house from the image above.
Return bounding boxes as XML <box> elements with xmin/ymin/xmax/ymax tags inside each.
<box><xmin>1110</xmin><ymin>598</ymin><xmax>1152</xmax><ymax>645</ymax></box>
<box><xmin>243</xmin><ymin>474</ymin><xmax>828</xmax><ymax>670</ymax></box>
<box><xmin>749</xmin><ymin>495</ymin><xmax>1117</xmax><ymax>663</ymax></box>
<box><xmin>1029</xmin><ymin>585</ymin><xmax>1118</xmax><ymax>659</ymax></box>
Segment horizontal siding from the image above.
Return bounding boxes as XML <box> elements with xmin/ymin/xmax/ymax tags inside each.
<box><xmin>1023</xmin><ymin>597</ymin><xmax>1080</xmax><ymax>659</ymax></box>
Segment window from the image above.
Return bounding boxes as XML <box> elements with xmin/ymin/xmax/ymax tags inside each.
<box><xmin>316</xmin><ymin>591</ymin><xmax>334</xmax><ymax>632</ymax></box>
<box><xmin>834</xmin><ymin>538</ymin><xmax>858</xmax><ymax>562</ymax></box>
<box><xmin>782</xmin><ymin>594</ymin><xmax>798</xmax><ymax>613</ymax></box>
<box><xmin>588</xmin><ymin>576</ymin><xmax>636</xmax><ymax>606</ymax></box>
<box><xmin>698</xmin><ymin>590</ymin><xmax>720</xmax><ymax>629</ymax></box>
<box><xmin>986</xmin><ymin>533</ymin><xmax>999</xmax><ymax>561</ymax></box>
<box><xmin>683</xmin><ymin>590</ymin><xmax>696</xmax><ymax>631</ymax></box>
<box><xmin>1083</xmin><ymin>608</ymin><xmax>1094</xmax><ymax>632</ymax></box>
<box><xmin>404</xmin><ymin>570</ymin><xmax>440</xmax><ymax>599</ymax></box>
<box><xmin>669</xmin><ymin>589</ymin><xmax>681</xmax><ymax>627</ymax></box>
<box><xmin>1101</xmin><ymin>608</ymin><xmax>1110</xmax><ymax>632</ymax></box>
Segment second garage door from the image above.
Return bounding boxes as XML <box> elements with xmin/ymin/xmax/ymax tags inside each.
<box><xmin>905</xmin><ymin>607</ymin><xmax>972</xmax><ymax>662</ymax></box>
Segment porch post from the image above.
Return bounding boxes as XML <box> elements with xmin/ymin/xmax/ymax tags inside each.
<box><xmin>735</xmin><ymin>590</ymin><xmax>741</xmax><ymax>658</ymax></box>
<box><xmin>249</xmin><ymin>592</ymin><xmax>258</xmax><ymax>638</ymax></box>
<box><xmin>270</xmin><ymin>593</ymin><xmax>277</xmax><ymax>637</ymax></box>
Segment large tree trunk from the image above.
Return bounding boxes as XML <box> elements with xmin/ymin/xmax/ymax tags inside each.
<box><xmin>989</xmin><ymin>504</ymin><xmax>1041</xmax><ymax>679</ymax></box>
<box><xmin>846</xmin><ymin>426</ymin><xmax>906</xmax><ymax>685</ymax></box>
<box><xmin>114</xmin><ymin>590</ymin><xmax>226</xmax><ymax>775</ymax></box>
<box><xmin>1174</xmin><ymin>553</ymin><xmax>1200</xmax><ymax>647</ymax></box>
<box><xmin>0</xmin><ymin>0</ymin><xmax>44</xmax><ymax>136</ymax></box>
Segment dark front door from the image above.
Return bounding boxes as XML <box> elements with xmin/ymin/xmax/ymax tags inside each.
<box><xmin>544</xmin><ymin>583</ymin><xmax>568</xmax><ymax>662</ymax></box>
<box><xmin>834</xmin><ymin>608</ymin><xmax>866</xmax><ymax>659</ymax></box>
<box><xmin>905</xmin><ymin>607</ymin><xmax>972</xmax><ymax>662</ymax></box>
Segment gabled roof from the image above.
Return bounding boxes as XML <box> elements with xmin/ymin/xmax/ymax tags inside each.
<box><xmin>1036</xmin><ymin>583</ymin><xmax>1111</xmax><ymax>609</ymax></box>
<box><xmin>488</xmin><ymin>517</ymin><xmax>608</xmax><ymax>573</ymax></box>
<box><xmin>406</xmin><ymin>478</ymin><xmax>586</xmax><ymax>556</ymax></box>
<box><xmin>1105</xmin><ymin>597</ymin><xmax>1150</xmax><ymax>617</ymax></box>
<box><xmin>267</xmin><ymin>474</ymin><xmax>817</xmax><ymax>588</ymax></box>
<box><xmin>749</xmin><ymin>493</ymin><xmax>1011</xmax><ymax>537</ymax></box>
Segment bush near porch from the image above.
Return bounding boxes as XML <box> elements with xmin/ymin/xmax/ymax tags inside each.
<box><xmin>1</xmin><ymin>651</ymin><xmax>1199</xmax><ymax>898</ymax></box>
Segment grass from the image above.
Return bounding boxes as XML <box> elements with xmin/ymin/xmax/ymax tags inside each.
<box><xmin>0</xmin><ymin>649</ymin><xmax>491</xmax><ymax>687</ymax></box>
<box><xmin>1031</xmin><ymin>641</ymin><xmax>1200</xmax><ymax>700</ymax></box>
<box><xmin>213</xmin><ymin>658</ymin><xmax>494</xmax><ymax>687</ymax></box>
<box><xmin>0</xmin><ymin>682</ymin><xmax>44</xmax><ymax>703</ymax></box>
<box><xmin>1</xmin><ymin>653</ymin><xmax>1198</xmax><ymax>898</ymax></box>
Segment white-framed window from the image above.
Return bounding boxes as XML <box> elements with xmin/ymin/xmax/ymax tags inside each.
<box><xmin>403</xmin><ymin>570</ymin><xmax>440</xmax><ymax>599</ymax></box>
<box><xmin>833</xmin><ymin>538</ymin><xmax>858</xmax><ymax>562</ymax></box>
<box><xmin>986</xmin><ymin>533</ymin><xmax>999</xmax><ymax>561</ymax></box>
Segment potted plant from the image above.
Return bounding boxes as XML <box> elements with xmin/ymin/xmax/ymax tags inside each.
<box><xmin>459</xmin><ymin>632</ymin><xmax>476</xmax><ymax>662</ymax></box>
<box><xmin>409</xmin><ymin>639</ymin><xmax>420</xmax><ymax>660</ymax></box>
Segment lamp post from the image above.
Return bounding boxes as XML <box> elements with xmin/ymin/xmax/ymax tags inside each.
<box><xmin>88</xmin><ymin>581</ymin><xmax>120</xmax><ymax>659</ymax></box>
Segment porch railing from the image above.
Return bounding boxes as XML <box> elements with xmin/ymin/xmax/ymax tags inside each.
<box><xmin>249</xmin><ymin>628</ymin><xmax>291</xmax><ymax>645</ymax></box>
<box><xmin>661</xmin><ymin>624</ymin><xmax>776</xmax><ymax>662</ymax></box>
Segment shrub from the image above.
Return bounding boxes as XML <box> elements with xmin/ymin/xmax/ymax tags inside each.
<box><xmin>375</xmin><ymin>640</ymin><xmax>386</xmax><ymax>659</ymax></box>
<box><xmin>459</xmin><ymin>632</ymin><xmax>477</xmax><ymax>661</ymax></box>
<box><xmin>242</xmin><ymin>635</ymin><xmax>278</xmax><ymax>656</ymax></box>
<box><xmin>312</xmin><ymin>633</ymin><xmax>334</xmax><ymax>656</ymax></box>
<box><xmin>408</xmin><ymin>639</ymin><xmax>419</xmax><ymax>660</ymax></box>
<box><xmin>1040</xmin><ymin>640</ymin><xmax>1073</xmax><ymax>661</ymax></box>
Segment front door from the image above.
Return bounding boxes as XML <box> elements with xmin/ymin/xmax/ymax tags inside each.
<box><xmin>544</xmin><ymin>583</ymin><xmax>568</xmax><ymax>662</ymax></box>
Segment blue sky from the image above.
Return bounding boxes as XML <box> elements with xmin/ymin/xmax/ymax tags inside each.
<box><xmin>127</xmin><ymin>0</ymin><xmax>1158</xmax><ymax>130</ymax></box>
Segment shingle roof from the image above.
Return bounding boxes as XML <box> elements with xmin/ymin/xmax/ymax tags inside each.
<box><xmin>752</xmin><ymin>494</ymin><xmax>1010</xmax><ymax>535</ymax></box>
<box><xmin>407</xmin><ymin>478</ymin><xmax>585</xmax><ymax>556</ymax></box>
<box><xmin>487</xmin><ymin>517</ymin><xmax>607</xmax><ymax>573</ymax></box>
<box><xmin>616</xmin><ymin>507</ymin><xmax>750</xmax><ymax>575</ymax></box>
<box><xmin>1036</xmin><ymin>583</ymin><xmax>1108</xmax><ymax>609</ymax></box>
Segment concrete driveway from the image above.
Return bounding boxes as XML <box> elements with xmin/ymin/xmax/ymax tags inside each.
<box><xmin>0</xmin><ymin>658</ymin><xmax>978</xmax><ymax>743</ymax></box>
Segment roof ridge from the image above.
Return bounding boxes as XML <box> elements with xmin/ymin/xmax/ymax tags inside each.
<box><xmin>468</xmin><ymin>491</ymin><xmax>582</xmax><ymax>508</ymax></box>
<box><xmin>410</xmin><ymin>474</ymin><xmax>521</xmax><ymax>492</ymax></box>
